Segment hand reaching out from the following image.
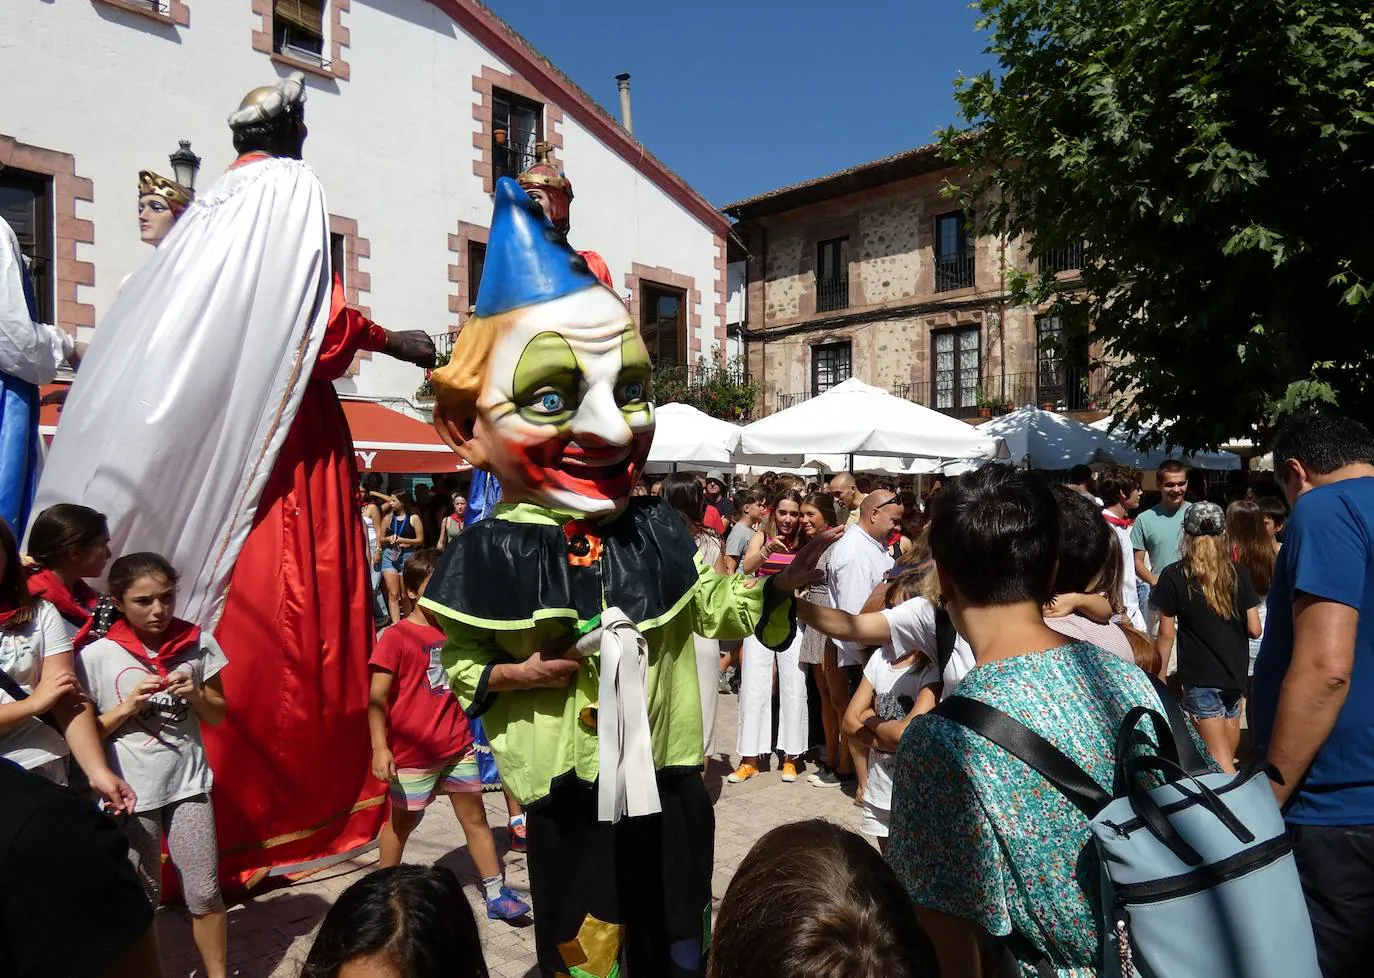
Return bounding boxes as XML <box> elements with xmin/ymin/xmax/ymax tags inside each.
<box><xmin>774</xmin><ymin>525</ymin><xmax>844</xmax><ymax>593</ymax></box>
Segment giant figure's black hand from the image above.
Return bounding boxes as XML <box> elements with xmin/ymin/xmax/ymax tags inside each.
<box><xmin>383</xmin><ymin>329</ymin><xmax>438</xmax><ymax>368</ymax></box>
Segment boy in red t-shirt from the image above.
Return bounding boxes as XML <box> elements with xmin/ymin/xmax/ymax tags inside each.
<box><xmin>367</xmin><ymin>549</ymin><xmax>530</xmax><ymax>921</ymax></box>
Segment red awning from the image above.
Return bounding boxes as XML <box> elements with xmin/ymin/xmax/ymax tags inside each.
<box><xmin>39</xmin><ymin>384</ymin><xmax>465</xmax><ymax>476</ymax></box>
<box><xmin>340</xmin><ymin>398</ymin><xmax>468</xmax><ymax>475</ymax></box>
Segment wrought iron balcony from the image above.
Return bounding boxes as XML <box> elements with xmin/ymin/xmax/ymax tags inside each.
<box><xmin>934</xmin><ymin>249</ymin><xmax>975</xmax><ymax>292</ymax></box>
<box><xmin>777</xmin><ymin>391</ymin><xmax>810</xmax><ymax>411</ymax></box>
<box><xmin>432</xmin><ymin>331</ymin><xmax>457</xmax><ymax>362</ymax></box>
<box><xmin>815</xmin><ymin>276</ymin><xmax>849</xmax><ymax>313</ymax></box>
<box><xmin>1035</xmin><ymin>362</ymin><xmax>1109</xmax><ymax>412</ymax></box>
<box><xmin>493</xmin><ymin>127</ymin><xmax>540</xmax><ymax>181</ymax></box>
<box><xmin>1037</xmin><ymin>241</ymin><xmax>1086</xmax><ymax>275</ymax></box>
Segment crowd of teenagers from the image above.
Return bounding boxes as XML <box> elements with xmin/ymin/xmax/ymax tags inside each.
<box><xmin>6</xmin><ymin>406</ymin><xmax>1374</xmax><ymax>978</ymax></box>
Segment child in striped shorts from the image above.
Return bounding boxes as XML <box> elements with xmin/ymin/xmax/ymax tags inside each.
<box><xmin>368</xmin><ymin>549</ymin><xmax>529</xmax><ymax>921</ymax></box>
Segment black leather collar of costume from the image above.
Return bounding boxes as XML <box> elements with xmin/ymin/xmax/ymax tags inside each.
<box><xmin>423</xmin><ymin>497</ymin><xmax>703</xmax><ymax>630</ymax></box>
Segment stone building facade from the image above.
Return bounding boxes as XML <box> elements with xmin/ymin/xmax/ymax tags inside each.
<box><xmin>725</xmin><ymin>144</ymin><xmax>1101</xmax><ymax>419</ymax></box>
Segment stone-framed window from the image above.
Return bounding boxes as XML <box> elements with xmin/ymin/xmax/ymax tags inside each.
<box><xmin>0</xmin><ymin>136</ymin><xmax>96</xmax><ymax>338</ymax></box>
<box><xmin>252</xmin><ymin>0</ymin><xmax>352</xmax><ymax>81</ymax></box>
<box><xmin>471</xmin><ymin>67</ymin><xmax>564</xmax><ymax>195</ymax></box>
<box><xmin>328</xmin><ymin>215</ymin><xmax>371</xmax><ymax>375</ymax></box>
<box><xmin>625</xmin><ymin>263</ymin><xmax>702</xmax><ymax>371</ymax></box>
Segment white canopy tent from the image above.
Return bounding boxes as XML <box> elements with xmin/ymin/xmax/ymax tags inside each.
<box><xmin>646</xmin><ymin>403</ymin><xmax>742</xmax><ymax>471</ymax></box>
<box><xmin>980</xmin><ymin>406</ymin><xmax>1151</xmax><ymax>469</ymax></box>
<box><xmin>1088</xmin><ymin>415</ymin><xmax>1243</xmax><ymax>471</ymax></box>
<box><xmin>738</xmin><ymin>378</ymin><xmax>1005</xmax><ymax>466</ymax></box>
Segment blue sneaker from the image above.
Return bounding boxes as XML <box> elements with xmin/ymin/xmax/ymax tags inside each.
<box><xmin>486</xmin><ymin>886</ymin><xmax>531</xmax><ymax>921</ymax></box>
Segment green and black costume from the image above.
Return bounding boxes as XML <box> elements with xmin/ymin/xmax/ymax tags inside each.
<box><xmin>421</xmin><ymin>496</ymin><xmax>796</xmax><ymax>978</ymax></box>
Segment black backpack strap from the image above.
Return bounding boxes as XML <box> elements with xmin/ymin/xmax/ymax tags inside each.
<box><xmin>934</xmin><ymin>606</ymin><xmax>957</xmax><ymax>676</ymax></box>
<box><xmin>937</xmin><ymin>695</ymin><xmax>1111</xmax><ymax>817</ymax></box>
<box><xmin>0</xmin><ymin>666</ymin><xmax>61</xmax><ymax>732</ymax></box>
<box><xmin>1145</xmin><ymin>673</ymin><xmax>1209</xmax><ymax>773</ymax></box>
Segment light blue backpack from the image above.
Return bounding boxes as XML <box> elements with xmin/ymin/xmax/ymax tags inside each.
<box><xmin>938</xmin><ymin>682</ymin><xmax>1320</xmax><ymax>977</ymax></box>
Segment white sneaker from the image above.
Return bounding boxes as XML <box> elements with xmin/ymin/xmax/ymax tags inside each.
<box><xmin>810</xmin><ymin>769</ymin><xmax>844</xmax><ymax>788</ymax></box>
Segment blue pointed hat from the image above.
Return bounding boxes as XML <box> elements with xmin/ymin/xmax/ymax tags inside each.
<box><xmin>475</xmin><ymin>177</ymin><xmax>602</xmax><ymax>317</ymax></box>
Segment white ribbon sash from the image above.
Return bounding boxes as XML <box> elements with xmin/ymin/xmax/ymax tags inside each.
<box><xmin>596</xmin><ymin>607</ymin><xmax>661</xmax><ymax>823</ymax></box>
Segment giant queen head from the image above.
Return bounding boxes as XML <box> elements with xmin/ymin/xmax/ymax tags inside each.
<box><xmin>431</xmin><ymin>178</ymin><xmax>655</xmax><ymax>519</ymax></box>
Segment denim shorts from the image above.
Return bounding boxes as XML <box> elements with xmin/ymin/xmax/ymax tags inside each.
<box><xmin>379</xmin><ymin>548</ymin><xmax>409</xmax><ymax>574</ymax></box>
<box><xmin>1181</xmin><ymin>685</ymin><xmax>1243</xmax><ymax>720</ymax></box>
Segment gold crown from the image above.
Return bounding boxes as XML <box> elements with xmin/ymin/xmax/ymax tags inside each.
<box><xmin>137</xmin><ymin>170</ymin><xmax>194</xmax><ymax>214</ymax></box>
<box><xmin>517</xmin><ymin>142</ymin><xmax>573</xmax><ymax>198</ymax></box>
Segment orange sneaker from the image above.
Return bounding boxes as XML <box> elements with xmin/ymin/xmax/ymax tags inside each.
<box><xmin>781</xmin><ymin>761</ymin><xmax>798</xmax><ymax>782</ymax></box>
<box><xmin>727</xmin><ymin>763</ymin><xmax>758</xmax><ymax>783</ymax></box>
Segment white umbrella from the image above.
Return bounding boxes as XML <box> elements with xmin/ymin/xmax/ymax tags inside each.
<box><xmin>648</xmin><ymin>403</ymin><xmax>742</xmax><ymax>467</ymax></box>
<box><xmin>738</xmin><ymin>378</ymin><xmax>1004</xmax><ymax>463</ymax></box>
<box><xmin>981</xmin><ymin>406</ymin><xmax>1149</xmax><ymax>469</ymax></box>
<box><xmin>1089</xmin><ymin>415</ymin><xmax>1243</xmax><ymax>471</ymax></box>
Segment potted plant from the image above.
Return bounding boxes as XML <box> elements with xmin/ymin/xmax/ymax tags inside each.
<box><xmin>975</xmin><ymin>391</ymin><xmax>997</xmax><ymax>419</ymax></box>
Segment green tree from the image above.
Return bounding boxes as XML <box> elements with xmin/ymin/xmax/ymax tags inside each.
<box><xmin>652</xmin><ymin>352</ymin><xmax>760</xmax><ymax>422</ymax></box>
<box><xmin>941</xmin><ymin>0</ymin><xmax>1374</xmax><ymax>449</ymax></box>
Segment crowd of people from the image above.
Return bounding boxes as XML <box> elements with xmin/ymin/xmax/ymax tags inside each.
<box><xmin>6</xmin><ymin>393</ymin><xmax>1372</xmax><ymax>978</ymax></box>
<box><xmin>305</xmin><ymin>407</ymin><xmax>1364</xmax><ymax>978</ymax></box>
<box><xmin>3</xmin><ymin>67</ymin><xmax>1370</xmax><ymax>978</ymax></box>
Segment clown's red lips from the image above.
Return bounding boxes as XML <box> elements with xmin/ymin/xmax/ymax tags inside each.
<box><xmin>517</xmin><ymin>430</ymin><xmax>652</xmax><ymax>504</ymax></box>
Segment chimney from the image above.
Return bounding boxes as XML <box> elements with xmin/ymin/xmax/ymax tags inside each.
<box><xmin>615</xmin><ymin>72</ymin><xmax>634</xmax><ymax>135</ymax></box>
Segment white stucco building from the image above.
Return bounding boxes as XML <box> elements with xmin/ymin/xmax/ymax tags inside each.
<box><xmin>2</xmin><ymin>0</ymin><xmax>731</xmax><ymax>458</ymax></box>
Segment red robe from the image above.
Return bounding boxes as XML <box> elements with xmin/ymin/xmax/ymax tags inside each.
<box><xmin>204</xmin><ymin>273</ymin><xmax>386</xmax><ymax>891</ymax></box>
<box><xmin>580</xmin><ymin>249</ymin><xmax>613</xmax><ymax>289</ymax></box>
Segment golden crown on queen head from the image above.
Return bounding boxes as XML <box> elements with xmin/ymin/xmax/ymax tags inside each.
<box><xmin>517</xmin><ymin>142</ymin><xmax>574</xmax><ymax>200</ymax></box>
<box><xmin>137</xmin><ymin>170</ymin><xmax>194</xmax><ymax>215</ymax></box>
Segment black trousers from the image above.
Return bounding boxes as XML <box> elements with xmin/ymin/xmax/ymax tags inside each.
<box><xmin>1289</xmin><ymin>822</ymin><xmax>1374</xmax><ymax>978</ymax></box>
<box><xmin>526</xmin><ymin>770</ymin><xmax>714</xmax><ymax>978</ymax></box>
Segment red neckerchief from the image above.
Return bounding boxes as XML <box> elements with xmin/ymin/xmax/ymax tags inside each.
<box><xmin>27</xmin><ymin>569</ymin><xmax>99</xmax><ymax>626</ymax></box>
<box><xmin>103</xmin><ymin>618</ymin><xmax>203</xmax><ymax>678</ymax></box>
<box><xmin>1103</xmin><ymin>512</ymin><xmax>1134</xmax><ymax>529</ymax></box>
<box><xmin>0</xmin><ymin>601</ymin><xmax>23</xmax><ymax>632</ymax></box>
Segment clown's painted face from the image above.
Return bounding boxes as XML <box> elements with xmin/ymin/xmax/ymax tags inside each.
<box><xmin>470</xmin><ymin>286</ymin><xmax>654</xmax><ymax>516</ymax></box>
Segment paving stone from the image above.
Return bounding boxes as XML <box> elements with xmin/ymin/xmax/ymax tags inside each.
<box><xmin>138</xmin><ymin>691</ymin><xmax>873</xmax><ymax>977</ymax></box>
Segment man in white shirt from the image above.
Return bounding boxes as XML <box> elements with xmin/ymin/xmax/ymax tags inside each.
<box><xmin>1098</xmin><ymin>465</ymin><xmax>1147</xmax><ymax>630</ymax></box>
<box><xmin>826</xmin><ymin>488</ymin><xmax>902</xmax><ymax>798</ymax></box>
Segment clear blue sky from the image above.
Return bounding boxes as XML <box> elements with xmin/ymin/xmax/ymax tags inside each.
<box><xmin>486</xmin><ymin>0</ymin><xmax>994</xmax><ymax>207</ymax></box>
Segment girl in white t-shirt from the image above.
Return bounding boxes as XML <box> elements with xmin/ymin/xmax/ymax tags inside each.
<box><xmin>0</xmin><ymin>517</ymin><xmax>134</xmax><ymax>812</ymax></box>
<box><xmin>841</xmin><ymin>575</ymin><xmax>940</xmax><ymax>851</ymax></box>
<box><xmin>78</xmin><ymin>552</ymin><xmax>229</xmax><ymax>978</ymax></box>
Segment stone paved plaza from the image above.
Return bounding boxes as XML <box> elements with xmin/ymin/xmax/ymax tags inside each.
<box><xmin>155</xmin><ymin>691</ymin><xmax>864</xmax><ymax>977</ymax></box>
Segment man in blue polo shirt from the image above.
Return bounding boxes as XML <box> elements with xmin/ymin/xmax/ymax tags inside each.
<box><xmin>1251</xmin><ymin>409</ymin><xmax>1374</xmax><ymax>978</ymax></box>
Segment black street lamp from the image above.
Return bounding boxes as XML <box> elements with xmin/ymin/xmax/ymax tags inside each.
<box><xmin>169</xmin><ymin>139</ymin><xmax>202</xmax><ymax>190</ymax></box>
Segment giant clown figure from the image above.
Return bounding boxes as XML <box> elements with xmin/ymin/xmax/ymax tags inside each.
<box><xmin>423</xmin><ymin>178</ymin><xmax>831</xmax><ymax>978</ymax></box>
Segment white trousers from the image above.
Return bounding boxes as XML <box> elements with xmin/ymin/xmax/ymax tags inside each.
<box><xmin>736</xmin><ymin>631</ymin><xmax>808</xmax><ymax>758</ymax></box>
<box><xmin>694</xmin><ymin>634</ymin><xmax>721</xmax><ymax>758</ymax></box>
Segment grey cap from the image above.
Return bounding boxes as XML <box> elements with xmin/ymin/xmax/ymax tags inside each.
<box><xmin>704</xmin><ymin>470</ymin><xmax>726</xmax><ymax>485</ymax></box>
<box><xmin>1184</xmin><ymin>501</ymin><xmax>1226</xmax><ymax>536</ymax></box>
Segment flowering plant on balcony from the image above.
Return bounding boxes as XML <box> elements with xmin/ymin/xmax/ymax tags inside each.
<box><xmin>652</xmin><ymin>352</ymin><xmax>759</xmax><ymax>422</ymax></box>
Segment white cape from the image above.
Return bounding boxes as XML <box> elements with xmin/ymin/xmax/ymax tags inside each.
<box><xmin>30</xmin><ymin>157</ymin><xmax>332</xmax><ymax>629</ymax></box>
